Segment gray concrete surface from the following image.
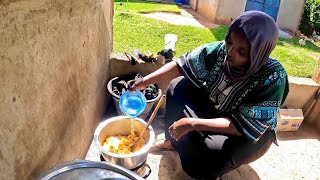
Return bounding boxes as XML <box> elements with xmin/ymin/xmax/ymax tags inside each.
<box><xmin>0</xmin><ymin>0</ymin><xmax>113</xmax><ymax>179</ymax></box>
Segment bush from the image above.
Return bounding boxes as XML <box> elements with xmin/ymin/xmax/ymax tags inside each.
<box><xmin>299</xmin><ymin>0</ymin><xmax>320</xmax><ymax>36</ymax></box>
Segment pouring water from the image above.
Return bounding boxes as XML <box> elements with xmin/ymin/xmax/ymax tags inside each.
<box><xmin>119</xmin><ymin>90</ymin><xmax>147</xmax><ymax>135</ymax></box>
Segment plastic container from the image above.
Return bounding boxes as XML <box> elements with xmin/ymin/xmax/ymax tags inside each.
<box><xmin>164</xmin><ymin>34</ymin><xmax>177</xmax><ymax>51</ymax></box>
<box><xmin>119</xmin><ymin>90</ymin><xmax>147</xmax><ymax>118</ymax></box>
<box><xmin>175</xmin><ymin>0</ymin><xmax>184</xmax><ymax>4</ymax></box>
<box><xmin>107</xmin><ymin>76</ymin><xmax>162</xmax><ymax>120</ymax></box>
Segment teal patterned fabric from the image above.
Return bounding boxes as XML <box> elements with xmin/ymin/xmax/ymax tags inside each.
<box><xmin>176</xmin><ymin>41</ymin><xmax>289</xmax><ymax>143</ymax></box>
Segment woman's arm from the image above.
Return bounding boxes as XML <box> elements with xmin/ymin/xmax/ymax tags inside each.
<box><xmin>169</xmin><ymin>117</ymin><xmax>242</xmax><ymax>140</ymax></box>
<box><xmin>132</xmin><ymin>61</ymin><xmax>183</xmax><ymax>90</ymax></box>
<box><xmin>191</xmin><ymin>117</ymin><xmax>242</xmax><ymax>135</ymax></box>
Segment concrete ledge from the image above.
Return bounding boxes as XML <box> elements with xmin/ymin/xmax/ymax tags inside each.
<box><xmin>283</xmin><ymin>77</ymin><xmax>319</xmax><ymax>109</ymax></box>
<box><xmin>283</xmin><ymin>77</ymin><xmax>320</xmax><ymax>130</ymax></box>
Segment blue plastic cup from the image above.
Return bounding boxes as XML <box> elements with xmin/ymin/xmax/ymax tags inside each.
<box><xmin>119</xmin><ymin>90</ymin><xmax>147</xmax><ymax>118</ymax></box>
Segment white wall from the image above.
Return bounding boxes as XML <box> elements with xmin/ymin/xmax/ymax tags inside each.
<box><xmin>277</xmin><ymin>0</ymin><xmax>305</xmax><ymax>32</ymax></box>
<box><xmin>216</xmin><ymin>0</ymin><xmax>247</xmax><ymax>25</ymax></box>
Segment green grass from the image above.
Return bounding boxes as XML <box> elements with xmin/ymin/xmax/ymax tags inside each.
<box><xmin>272</xmin><ymin>38</ymin><xmax>319</xmax><ymax>78</ymax></box>
<box><xmin>114</xmin><ymin>0</ymin><xmax>181</xmax><ymax>13</ymax></box>
<box><xmin>114</xmin><ymin>12</ymin><xmax>228</xmax><ymax>57</ymax></box>
<box><xmin>113</xmin><ymin>0</ymin><xmax>320</xmax><ymax>78</ymax></box>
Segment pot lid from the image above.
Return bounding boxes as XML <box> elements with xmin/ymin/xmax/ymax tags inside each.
<box><xmin>37</xmin><ymin>160</ymin><xmax>143</xmax><ymax>180</ymax></box>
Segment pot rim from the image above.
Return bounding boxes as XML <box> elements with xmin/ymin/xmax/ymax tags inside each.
<box><xmin>94</xmin><ymin>116</ymin><xmax>155</xmax><ymax>158</ymax></box>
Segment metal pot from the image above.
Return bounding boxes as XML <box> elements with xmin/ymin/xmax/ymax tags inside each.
<box><xmin>37</xmin><ymin>160</ymin><xmax>143</xmax><ymax>180</ymax></box>
<box><xmin>94</xmin><ymin>116</ymin><xmax>155</xmax><ymax>169</ymax></box>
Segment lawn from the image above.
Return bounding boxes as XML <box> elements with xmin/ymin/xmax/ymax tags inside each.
<box><xmin>113</xmin><ymin>0</ymin><xmax>319</xmax><ymax>78</ymax></box>
<box><xmin>114</xmin><ymin>0</ymin><xmax>181</xmax><ymax>13</ymax></box>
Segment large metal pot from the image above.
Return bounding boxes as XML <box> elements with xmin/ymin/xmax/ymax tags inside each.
<box><xmin>37</xmin><ymin>160</ymin><xmax>143</xmax><ymax>180</ymax></box>
<box><xmin>94</xmin><ymin>116</ymin><xmax>155</xmax><ymax>169</ymax></box>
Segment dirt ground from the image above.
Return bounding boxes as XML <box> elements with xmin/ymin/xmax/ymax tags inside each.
<box><xmin>143</xmin><ymin>7</ymin><xmax>218</xmax><ymax>28</ymax></box>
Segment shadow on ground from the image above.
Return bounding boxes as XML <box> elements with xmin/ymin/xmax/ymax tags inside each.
<box><xmin>149</xmin><ymin>151</ymin><xmax>261</xmax><ymax>180</ymax></box>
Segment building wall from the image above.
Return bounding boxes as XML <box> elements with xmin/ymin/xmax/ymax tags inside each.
<box><xmin>215</xmin><ymin>0</ymin><xmax>247</xmax><ymax>25</ymax></box>
<box><xmin>0</xmin><ymin>0</ymin><xmax>113</xmax><ymax>179</ymax></box>
<box><xmin>194</xmin><ymin>0</ymin><xmax>220</xmax><ymax>22</ymax></box>
<box><xmin>190</xmin><ymin>0</ymin><xmax>305</xmax><ymax>32</ymax></box>
<box><xmin>277</xmin><ymin>0</ymin><xmax>305</xmax><ymax>32</ymax></box>
<box><xmin>190</xmin><ymin>0</ymin><xmax>198</xmax><ymax>10</ymax></box>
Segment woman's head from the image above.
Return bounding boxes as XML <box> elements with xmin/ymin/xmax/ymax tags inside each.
<box><xmin>224</xmin><ymin>11</ymin><xmax>279</xmax><ymax>82</ymax></box>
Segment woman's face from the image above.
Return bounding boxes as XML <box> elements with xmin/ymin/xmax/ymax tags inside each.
<box><xmin>225</xmin><ymin>30</ymin><xmax>251</xmax><ymax>72</ymax></box>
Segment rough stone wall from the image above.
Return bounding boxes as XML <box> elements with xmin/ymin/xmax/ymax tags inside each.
<box><xmin>0</xmin><ymin>0</ymin><xmax>113</xmax><ymax>179</ymax></box>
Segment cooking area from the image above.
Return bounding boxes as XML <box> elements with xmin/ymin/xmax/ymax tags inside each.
<box><xmin>1</xmin><ymin>0</ymin><xmax>320</xmax><ymax>180</ymax></box>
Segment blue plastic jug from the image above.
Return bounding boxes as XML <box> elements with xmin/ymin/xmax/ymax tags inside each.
<box><xmin>119</xmin><ymin>90</ymin><xmax>147</xmax><ymax>118</ymax></box>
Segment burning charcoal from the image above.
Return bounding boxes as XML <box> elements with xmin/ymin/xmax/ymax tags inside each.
<box><xmin>116</xmin><ymin>80</ymin><xmax>128</xmax><ymax>90</ymax></box>
<box><xmin>148</xmin><ymin>85</ymin><xmax>158</xmax><ymax>94</ymax></box>
<box><xmin>130</xmin><ymin>57</ymin><xmax>137</xmax><ymax>65</ymax></box>
<box><xmin>113</xmin><ymin>87</ymin><xmax>120</xmax><ymax>96</ymax></box>
<box><xmin>157</xmin><ymin>49</ymin><xmax>175</xmax><ymax>60</ymax></box>
<box><xmin>145</xmin><ymin>92</ymin><xmax>154</xmax><ymax>100</ymax></box>
<box><xmin>144</xmin><ymin>87</ymin><xmax>153</xmax><ymax>94</ymax></box>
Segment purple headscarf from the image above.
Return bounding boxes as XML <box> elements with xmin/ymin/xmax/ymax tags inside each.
<box><xmin>224</xmin><ymin>11</ymin><xmax>279</xmax><ymax>82</ymax></box>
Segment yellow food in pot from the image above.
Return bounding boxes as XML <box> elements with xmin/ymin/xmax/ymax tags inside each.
<box><xmin>103</xmin><ymin>134</ymin><xmax>145</xmax><ymax>154</ymax></box>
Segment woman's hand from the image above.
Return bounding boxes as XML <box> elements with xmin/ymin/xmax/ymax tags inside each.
<box><xmin>168</xmin><ymin>118</ymin><xmax>194</xmax><ymax>141</ymax></box>
<box><xmin>127</xmin><ymin>78</ymin><xmax>146</xmax><ymax>91</ymax></box>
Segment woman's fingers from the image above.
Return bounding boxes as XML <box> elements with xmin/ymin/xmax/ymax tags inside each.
<box><xmin>127</xmin><ymin>78</ymin><xmax>146</xmax><ymax>91</ymax></box>
<box><xmin>127</xmin><ymin>80</ymin><xmax>136</xmax><ymax>91</ymax></box>
<box><xmin>169</xmin><ymin>123</ymin><xmax>179</xmax><ymax>141</ymax></box>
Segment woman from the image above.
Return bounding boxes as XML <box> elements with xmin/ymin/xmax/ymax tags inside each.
<box><xmin>131</xmin><ymin>11</ymin><xmax>289</xmax><ymax>179</ymax></box>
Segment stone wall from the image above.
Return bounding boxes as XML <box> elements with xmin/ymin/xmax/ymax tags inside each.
<box><xmin>0</xmin><ymin>0</ymin><xmax>113</xmax><ymax>179</ymax></box>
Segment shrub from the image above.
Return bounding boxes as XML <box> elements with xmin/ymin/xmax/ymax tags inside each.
<box><xmin>299</xmin><ymin>0</ymin><xmax>320</xmax><ymax>36</ymax></box>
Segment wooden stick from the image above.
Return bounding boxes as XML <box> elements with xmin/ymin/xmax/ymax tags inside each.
<box><xmin>136</xmin><ymin>95</ymin><xmax>166</xmax><ymax>143</ymax></box>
